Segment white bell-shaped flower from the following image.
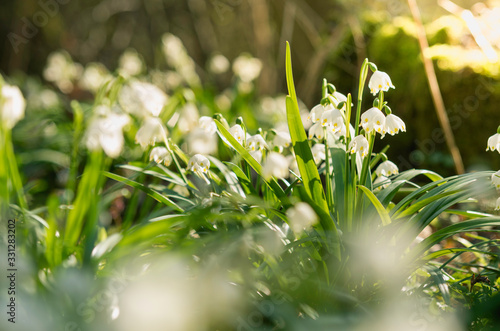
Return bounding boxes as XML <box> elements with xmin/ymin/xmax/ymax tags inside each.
<box><xmin>384</xmin><ymin>114</ymin><xmax>406</xmax><ymax>136</ymax></box>
<box><xmin>187</xmin><ymin>128</ymin><xmax>218</xmax><ymax>155</ymax></box>
<box><xmin>149</xmin><ymin>147</ymin><xmax>172</xmax><ymax>166</ymax></box>
<box><xmin>375</xmin><ymin>160</ymin><xmax>399</xmax><ymax>177</ymax></box>
<box><xmin>361</xmin><ymin>107</ymin><xmax>385</xmax><ymax>134</ymax></box>
<box><xmin>135</xmin><ymin>117</ymin><xmax>168</xmax><ymax>148</ymax></box>
<box><xmin>250</xmin><ymin>150</ymin><xmax>263</xmax><ymax>163</ymax></box>
<box><xmin>119</xmin><ymin>81</ymin><xmax>167</xmax><ymax>118</ymax></box>
<box><xmin>188</xmin><ymin>154</ymin><xmax>210</xmax><ymax>173</ymax></box>
<box><xmin>229</xmin><ymin>124</ymin><xmax>245</xmax><ymax>145</ymax></box>
<box><xmin>491</xmin><ymin>170</ymin><xmax>500</xmax><ymax>189</ymax></box>
<box><xmin>247</xmin><ymin>134</ymin><xmax>268</xmax><ymax>152</ymax></box>
<box><xmin>308</xmin><ymin>122</ymin><xmax>324</xmax><ymax>140</ymax></box>
<box><xmin>321</xmin><ymin>108</ymin><xmax>344</xmax><ymax>133</ymax></box>
<box><xmin>262</xmin><ymin>152</ymin><xmax>289</xmax><ymax>180</ymax></box>
<box><xmin>311</xmin><ymin>143</ymin><xmax>326</xmax><ymax>164</ymax></box>
<box><xmin>286</xmin><ymin>202</ymin><xmax>318</xmax><ymax>234</ymax></box>
<box><xmin>348</xmin><ymin>135</ymin><xmax>369</xmax><ymax>158</ymax></box>
<box><xmin>199</xmin><ymin>116</ymin><xmax>217</xmax><ymax>135</ymax></box>
<box><xmin>272</xmin><ymin>131</ymin><xmax>291</xmax><ymax>150</ymax></box>
<box><xmin>487</xmin><ymin>133</ymin><xmax>500</xmax><ymax>153</ymax></box>
<box><xmin>373</xmin><ymin>175</ymin><xmax>391</xmax><ymax>191</ymax></box>
<box><xmin>308</xmin><ymin>103</ymin><xmax>334</xmax><ymax>124</ymax></box>
<box><xmin>368</xmin><ymin>71</ymin><xmax>395</xmax><ymax>95</ymax></box>
<box><xmin>1</xmin><ymin>84</ymin><xmax>26</xmax><ymax>129</ymax></box>
<box><xmin>86</xmin><ymin>110</ymin><xmax>130</xmax><ymax>158</ymax></box>
<box><xmin>496</xmin><ymin>197</ymin><xmax>500</xmax><ymax>211</ymax></box>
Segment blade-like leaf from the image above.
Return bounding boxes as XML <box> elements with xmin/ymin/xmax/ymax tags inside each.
<box><xmin>357</xmin><ymin>185</ymin><xmax>391</xmax><ymax>226</ymax></box>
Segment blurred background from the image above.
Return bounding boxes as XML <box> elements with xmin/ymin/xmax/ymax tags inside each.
<box><xmin>2</xmin><ymin>0</ymin><xmax>500</xmax><ymax>176</ymax></box>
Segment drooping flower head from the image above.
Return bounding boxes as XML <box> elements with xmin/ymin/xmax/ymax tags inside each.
<box><xmin>375</xmin><ymin>160</ymin><xmax>399</xmax><ymax>177</ymax></box>
<box><xmin>0</xmin><ymin>84</ymin><xmax>26</xmax><ymax>129</ymax></box>
<box><xmin>199</xmin><ymin>116</ymin><xmax>217</xmax><ymax>135</ymax></box>
<box><xmin>135</xmin><ymin>117</ymin><xmax>168</xmax><ymax>148</ymax></box>
<box><xmin>321</xmin><ymin>108</ymin><xmax>344</xmax><ymax>134</ymax></box>
<box><xmin>272</xmin><ymin>131</ymin><xmax>291</xmax><ymax>150</ymax></box>
<box><xmin>311</xmin><ymin>144</ymin><xmax>326</xmax><ymax>164</ymax></box>
<box><xmin>496</xmin><ymin>197</ymin><xmax>500</xmax><ymax>211</ymax></box>
<box><xmin>308</xmin><ymin>103</ymin><xmax>334</xmax><ymax>124</ymax></box>
<box><xmin>361</xmin><ymin>107</ymin><xmax>385</xmax><ymax>135</ymax></box>
<box><xmin>188</xmin><ymin>154</ymin><xmax>211</xmax><ymax>184</ymax></box>
<box><xmin>348</xmin><ymin>135</ymin><xmax>369</xmax><ymax>158</ymax></box>
<box><xmin>119</xmin><ymin>81</ymin><xmax>167</xmax><ymax>118</ymax></box>
<box><xmin>86</xmin><ymin>107</ymin><xmax>130</xmax><ymax>158</ymax></box>
<box><xmin>368</xmin><ymin>71</ymin><xmax>395</xmax><ymax>95</ymax></box>
<box><xmin>247</xmin><ymin>134</ymin><xmax>268</xmax><ymax>152</ymax></box>
<box><xmin>286</xmin><ymin>202</ymin><xmax>318</xmax><ymax>234</ymax></box>
<box><xmin>373</xmin><ymin>175</ymin><xmax>391</xmax><ymax>191</ymax></box>
<box><xmin>308</xmin><ymin>122</ymin><xmax>324</xmax><ymax>140</ymax></box>
<box><xmin>149</xmin><ymin>147</ymin><xmax>172</xmax><ymax>166</ymax></box>
<box><xmin>384</xmin><ymin>113</ymin><xmax>406</xmax><ymax>136</ymax></box>
<box><xmin>229</xmin><ymin>124</ymin><xmax>245</xmax><ymax>145</ymax></box>
<box><xmin>487</xmin><ymin>132</ymin><xmax>500</xmax><ymax>153</ymax></box>
<box><xmin>491</xmin><ymin>170</ymin><xmax>500</xmax><ymax>189</ymax></box>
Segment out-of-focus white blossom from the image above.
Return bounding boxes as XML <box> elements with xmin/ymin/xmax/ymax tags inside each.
<box><xmin>135</xmin><ymin>117</ymin><xmax>168</xmax><ymax>148</ymax></box>
<box><xmin>496</xmin><ymin>197</ymin><xmax>500</xmax><ymax>210</ymax></box>
<box><xmin>118</xmin><ymin>49</ymin><xmax>144</xmax><ymax>78</ymax></box>
<box><xmin>286</xmin><ymin>202</ymin><xmax>318</xmax><ymax>234</ymax></box>
<box><xmin>368</xmin><ymin>71</ymin><xmax>395</xmax><ymax>95</ymax></box>
<box><xmin>491</xmin><ymin>170</ymin><xmax>500</xmax><ymax>189</ymax></box>
<box><xmin>86</xmin><ymin>107</ymin><xmax>130</xmax><ymax>158</ymax></box>
<box><xmin>311</xmin><ymin>144</ymin><xmax>326</xmax><ymax>164</ymax></box>
<box><xmin>177</xmin><ymin>103</ymin><xmax>200</xmax><ymax>134</ymax></box>
<box><xmin>250</xmin><ymin>150</ymin><xmax>263</xmax><ymax>163</ymax></box>
<box><xmin>262</xmin><ymin>152</ymin><xmax>289</xmax><ymax>180</ymax></box>
<box><xmin>162</xmin><ymin>33</ymin><xmax>200</xmax><ymax>87</ymax></box>
<box><xmin>188</xmin><ymin>154</ymin><xmax>210</xmax><ymax>173</ymax></box>
<box><xmin>208</xmin><ymin>53</ymin><xmax>230</xmax><ymax>74</ymax></box>
<box><xmin>1</xmin><ymin>84</ymin><xmax>26</xmax><ymax>129</ymax></box>
<box><xmin>375</xmin><ymin>161</ymin><xmax>399</xmax><ymax>177</ymax></box>
<box><xmin>287</xmin><ymin>155</ymin><xmax>300</xmax><ymax>178</ymax></box>
<box><xmin>247</xmin><ymin>134</ymin><xmax>268</xmax><ymax>152</ymax></box>
<box><xmin>271</xmin><ymin>131</ymin><xmax>291</xmax><ymax>151</ymax></box>
<box><xmin>43</xmin><ymin>50</ymin><xmax>83</xmax><ymax>93</ymax></box>
<box><xmin>199</xmin><ymin>116</ymin><xmax>217</xmax><ymax>135</ymax></box>
<box><xmin>79</xmin><ymin>62</ymin><xmax>112</xmax><ymax>93</ymax></box>
<box><xmin>119</xmin><ymin>81</ymin><xmax>167</xmax><ymax>118</ymax></box>
<box><xmin>361</xmin><ymin>107</ymin><xmax>385</xmax><ymax>134</ymax></box>
<box><xmin>348</xmin><ymin>135</ymin><xmax>369</xmax><ymax>158</ymax></box>
<box><xmin>384</xmin><ymin>114</ymin><xmax>406</xmax><ymax>136</ymax></box>
<box><xmin>186</xmin><ymin>128</ymin><xmax>218</xmax><ymax>155</ymax></box>
<box><xmin>232</xmin><ymin>54</ymin><xmax>262</xmax><ymax>83</ymax></box>
<box><xmin>149</xmin><ymin>147</ymin><xmax>172</xmax><ymax>166</ymax></box>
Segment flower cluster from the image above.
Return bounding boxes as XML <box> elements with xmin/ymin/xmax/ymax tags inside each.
<box><xmin>486</xmin><ymin>127</ymin><xmax>500</xmax><ymax>210</ymax></box>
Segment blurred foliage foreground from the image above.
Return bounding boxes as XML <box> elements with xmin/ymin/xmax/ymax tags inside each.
<box><xmin>2</xmin><ymin>14</ymin><xmax>500</xmax><ymax>331</ymax></box>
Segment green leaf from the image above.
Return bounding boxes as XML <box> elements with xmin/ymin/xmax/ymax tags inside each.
<box><xmin>357</xmin><ymin>185</ymin><xmax>391</xmax><ymax>226</ymax></box>
<box><xmin>104</xmin><ymin>171</ymin><xmax>184</xmax><ymax>212</ymax></box>
<box><xmin>285</xmin><ymin>42</ymin><xmax>329</xmax><ymax>215</ymax></box>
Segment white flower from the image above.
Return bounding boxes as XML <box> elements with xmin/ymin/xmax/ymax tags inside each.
<box><xmin>348</xmin><ymin>135</ymin><xmax>369</xmax><ymax>158</ymax></box>
<box><xmin>286</xmin><ymin>202</ymin><xmax>318</xmax><ymax>234</ymax></box>
<box><xmin>487</xmin><ymin>133</ymin><xmax>500</xmax><ymax>153</ymax></box>
<box><xmin>368</xmin><ymin>71</ymin><xmax>395</xmax><ymax>95</ymax></box>
<box><xmin>374</xmin><ymin>175</ymin><xmax>391</xmax><ymax>191</ymax></box>
<box><xmin>119</xmin><ymin>81</ymin><xmax>167</xmax><ymax>118</ymax></box>
<box><xmin>384</xmin><ymin>114</ymin><xmax>406</xmax><ymax>136</ymax></box>
<box><xmin>187</xmin><ymin>128</ymin><xmax>218</xmax><ymax>155</ymax></box>
<box><xmin>492</xmin><ymin>170</ymin><xmax>500</xmax><ymax>189</ymax></box>
<box><xmin>177</xmin><ymin>103</ymin><xmax>200</xmax><ymax>134</ymax></box>
<box><xmin>199</xmin><ymin>116</ymin><xmax>217</xmax><ymax>135</ymax></box>
<box><xmin>311</xmin><ymin>144</ymin><xmax>326</xmax><ymax>164</ymax></box>
<box><xmin>208</xmin><ymin>54</ymin><xmax>230</xmax><ymax>74</ymax></box>
<box><xmin>308</xmin><ymin>122</ymin><xmax>324</xmax><ymax>140</ymax></box>
<box><xmin>149</xmin><ymin>147</ymin><xmax>172</xmax><ymax>166</ymax></box>
<box><xmin>375</xmin><ymin>161</ymin><xmax>399</xmax><ymax>177</ymax></box>
<box><xmin>118</xmin><ymin>49</ymin><xmax>144</xmax><ymax>78</ymax></box>
<box><xmin>272</xmin><ymin>131</ymin><xmax>291</xmax><ymax>150</ymax></box>
<box><xmin>361</xmin><ymin>107</ymin><xmax>385</xmax><ymax>134</ymax></box>
<box><xmin>79</xmin><ymin>62</ymin><xmax>112</xmax><ymax>93</ymax></box>
<box><xmin>308</xmin><ymin>103</ymin><xmax>333</xmax><ymax>123</ymax></box>
<box><xmin>321</xmin><ymin>108</ymin><xmax>344</xmax><ymax>133</ymax></box>
<box><xmin>262</xmin><ymin>152</ymin><xmax>289</xmax><ymax>180</ymax></box>
<box><xmin>332</xmin><ymin>91</ymin><xmax>347</xmax><ymax>105</ymax></box>
<box><xmin>247</xmin><ymin>134</ymin><xmax>268</xmax><ymax>152</ymax></box>
<box><xmin>496</xmin><ymin>197</ymin><xmax>500</xmax><ymax>211</ymax></box>
<box><xmin>250</xmin><ymin>150</ymin><xmax>262</xmax><ymax>163</ymax></box>
<box><xmin>43</xmin><ymin>50</ymin><xmax>82</xmax><ymax>93</ymax></box>
<box><xmin>229</xmin><ymin>124</ymin><xmax>245</xmax><ymax>145</ymax></box>
<box><xmin>1</xmin><ymin>84</ymin><xmax>26</xmax><ymax>129</ymax></box>
<box><xmin>232</xmin><ymin>54</ymin><xmax>262</xmax><ymax>83</ymax></box>
<box><xmin>86</xmin><ymin>109</ymin><xmax>130</xmax><ymax>158</ymax></box>
<box><xmin>188</xmin><ymin>154</ymin><xmax>210</xmax><ymax>173</ymax></box>
<box><xmin>135</xmin><ymin>117</ymin><xmax>168</xmax><ymax>148</ymax></box>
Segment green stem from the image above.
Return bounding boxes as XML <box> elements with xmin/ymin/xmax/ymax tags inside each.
<box><xmin>5</xmin><ymin>128</ymin><xmax>27</xmax><ymax>210</ymax></box>
<box><xmin>354</xmin><ymin>59</ymin><xmax>369</xmax><ymax>137</ymax></box>
<box><xmin>323</xmin><ymin>127</ymin><xmax>333</xmax><ymax>210</ymax></box>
